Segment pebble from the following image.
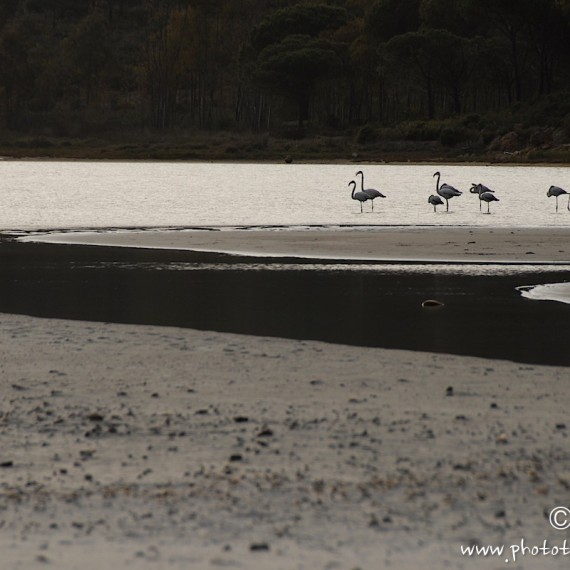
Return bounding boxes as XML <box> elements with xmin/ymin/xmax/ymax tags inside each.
<box><xmin>87</xmin><ymin>413</ymin><xmax>104</xmax><ymax>422</ymax></box>
<box><xmin>250</xmin><ymin>542</ymin><xmax>270</xmax><ymax>552</ymax></box>
<box><xmin>496</xmin><ymin>433</ymin><xmax>509</xmax><ymax>444</ymax></box>
<box><xmin>422</xmin><ymin>299</ymin><xmax>444</xmax><ymax>308</ymax></box>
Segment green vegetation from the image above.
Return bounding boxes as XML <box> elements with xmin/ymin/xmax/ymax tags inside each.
<box><xmin>1</xmin><ymin>0</ymin><xmax>570</xmax><ymax>162</ymax></box>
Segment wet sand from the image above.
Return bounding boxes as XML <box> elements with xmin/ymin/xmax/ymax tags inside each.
<box><xmin>25</xmin><ymin>226</ymin><xmax>570</xmax><ymax>263</ymax></box>
<box><xmin>2</xmin><ymin>228</ymin><xmax>570</xmax><ymax>569</ymax></box>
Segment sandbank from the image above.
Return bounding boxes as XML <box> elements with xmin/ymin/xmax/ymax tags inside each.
<box><xmin>24</xmin><ymin>225</ymin><xmax>570</xmax><ymax>263</ymax></box>
<box><xmin>1</xmin><ymin>312</ymin><xmax>569</xmax><ymax>569</ymax></box>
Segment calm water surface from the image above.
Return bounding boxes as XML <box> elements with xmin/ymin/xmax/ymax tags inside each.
<box><xmin>1</xmin><ymin>161</ymin><xmax>570</xmax><ymax>230</ymax></box>
<box><xmin>0</xmin><ymin>241</ymin><xmax>569</xmax><ymax>365</ymax></box>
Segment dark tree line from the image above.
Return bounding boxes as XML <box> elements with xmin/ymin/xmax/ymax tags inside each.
<box><xmin>1</xmin><ymin>0</ymin><xmax>570</xmax><ymax>136</ymax></box>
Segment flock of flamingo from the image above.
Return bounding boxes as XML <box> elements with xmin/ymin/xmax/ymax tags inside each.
<box><xmin>348</xmin><ymin>170</ymin><xmax>570</xmax><ymax>214</ymax></box>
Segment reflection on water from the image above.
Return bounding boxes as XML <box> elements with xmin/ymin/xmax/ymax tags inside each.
<box><xmin>1</xmin><ymin>240</ymin><xmax>569</xmax><ymax>366</ymax></box>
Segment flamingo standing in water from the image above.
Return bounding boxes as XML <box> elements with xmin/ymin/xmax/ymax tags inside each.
<box><xmin>470</xmin><ymin>183</ymin><xmax>494</xmax><ymax>211</ymax></box>
<box><xmin>355</xmin><ymin>170</ymin><xmax>386</xmax><ymax>211</ymax></box>
<box><xmin>349</xmin><ymin>180</ymin><xmax>369</xmax><ymax>213</ymax></box>
<box><xmin>470</xmin><ymin>183</ymin><xmax>498</xmax><ymax>213</ymax></box>
<box><xmin>479</xmin><ymin>190</ymin><xmax>500</xmax><ymax>213</ymax></box>
<box><xmin>428</xmin><ymin>194</ymin><xmax>444</xmax><ymax>212</ymax></box>
<box><xmin>433</xmin><ymin>171</ymin><xmax>462</xmax><ymax>211</ymax></box>
<box><xmin>547</xmin><ymin>186</ymin><xmax>569</xmax><ymax>212</ymax></box>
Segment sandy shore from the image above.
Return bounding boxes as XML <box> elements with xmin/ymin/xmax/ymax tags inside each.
<box><xmin>3</xmin><ymin>227</ymin><xmax>570</xmax><ymax>568</ymax></box>
<box><xmin>1</xmin><ymin>311</ymin><xmax>570</xmax><ymax>569</ymax></box>
<box><xmin>25</xmin><ymin>226</ymin><xmax>570</xmax><ymax>263</ymax></box>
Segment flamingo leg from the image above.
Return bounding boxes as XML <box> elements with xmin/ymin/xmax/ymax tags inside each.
<box><xmin>446</xmin><ymin>199</ymin><xmax>449</xmax><ymax>212</ymax></box>
<box><xmin>556</xmin><ymin>196</ymin><xmax>559</xmax><ymax>212</ymax></box>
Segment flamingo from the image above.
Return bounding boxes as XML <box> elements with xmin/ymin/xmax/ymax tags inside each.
<box><xmin>428</xmin><ymin>194</ymin><xmax>444</xmax><ymax>212</ymax></box>
<box><xmin>433</xmin><ymin>172</ymin><xmax>462</xmax><ymax>211</ymax></box>
<box><xmin>470</xmin><ymin>183</ymin><xmax>495</xmax><ymax>212</ymax></box>
<box><xmin>349</xmin><ymin>180</ymin><xmax>369</xmax><ymax>213</ymax></box>
<box><xmin>355</xmin><ymin>170</ymin><xmax>386</xmax><ymax>211</ymax></box>
<box><xmin>546</xmin><ymin>186</ymin><xmax>569</xmax><ymax>212</ymax></box>
<box><xmin>479</xmin><ymin>191</ymin><xmax>499</xmax><ymax>213</ymax></box>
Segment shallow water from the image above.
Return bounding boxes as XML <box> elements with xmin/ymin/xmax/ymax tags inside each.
<box><xmin>0</xmin><ymin>241</ymin><xmax>569</xmax><ymax>366</ymax></box>
<box><xmin>1</xmin><ymin>160</ymin><xmax>570</xmax><ymax>230</ymax></box>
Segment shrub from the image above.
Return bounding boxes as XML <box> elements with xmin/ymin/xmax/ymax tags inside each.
<box><xmin>462</xmin><ymin>114</ymin><xmax>481</xmax><ymax>128</ymax></box>
<box><xmin>400</xmin><ymin>121</ymin><xmax>441</xmax><ymax>141</ymax></box>
<box><xmin>440</xmin><ymin>126</ymin><xmax>468</xmax><ymax>147</ymax></box>
<box><xmin>356</xmin><ymin>124</ymin><xmax>377</xmax><ymax>144</ymax></box>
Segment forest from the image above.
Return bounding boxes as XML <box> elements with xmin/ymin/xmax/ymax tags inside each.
<box><xmin>2</xmin><ymin>0</ymin><xmax>570</xmax><ymax>161</ymax></box>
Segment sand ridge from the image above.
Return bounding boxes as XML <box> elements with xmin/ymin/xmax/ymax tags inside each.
<box><xmin>23</xmin><ymin>226</ymin><xmax>570</xmax><ymax>263</ymax></box>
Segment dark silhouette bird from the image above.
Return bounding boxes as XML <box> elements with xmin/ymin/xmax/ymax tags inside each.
<box><xmin>470</xmin><ymin>183</ymin><xmax>495</xmax><ymax>211</ymax></box>
<box><xmin>547</xmin><ymin>185</ymin><xmax>569</xmax><ymax>212</ymax></box>
<box><xmin>479</xmin><ymin>191</ymin><xmax>499</xmax><ymax>213</ymax></box>
<box><xmin>428</xmin><ymin>194</ymin><xmax>444</xmax><ymax>212</ymax></box>
<box><xmin>349</xmin><ymin>180</ymin><xmax>369</xmax><ymax>213</ymax></box>
<box><xmin>433</xmin><ymin>171</ymin><xmax>462</xmax><ymax>211</ymax></box>
<box><xmin>355</xmin><ymin>170</ymin><xmax>386</xmax><ymax>211</ymax></box>
<box><xmin>471</xmin><ymin>182</ymin><xmax>493</xmax><ymax>194</ymax></box>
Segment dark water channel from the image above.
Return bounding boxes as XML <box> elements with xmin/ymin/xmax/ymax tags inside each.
<box><xmin>1</xmin><ymin>238</ymin><xmax>569</xmax><ymax>366</ymax></box>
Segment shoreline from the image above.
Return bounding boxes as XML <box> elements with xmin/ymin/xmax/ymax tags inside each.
<box><xmin>0</xmin><ymin>135</ymin><xmax>569</xmax><ymax>165</ymax></box>
<box><xmin>19</xmin><ymin>225</ymin><xmax>570</xmax><ymax>264</ymax></box>
<box><xmin>2</xmin><ymin>154</ymin><xmax>569</xmax><ymax>167</ymax></box>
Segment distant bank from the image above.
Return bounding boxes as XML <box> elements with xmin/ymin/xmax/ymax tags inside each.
<box><xmin>0</xmin><ymin>128</ymin><xmax>569</xmax><ymax>164</ymax></box>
